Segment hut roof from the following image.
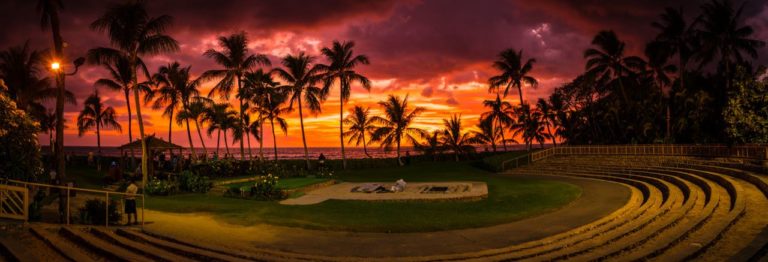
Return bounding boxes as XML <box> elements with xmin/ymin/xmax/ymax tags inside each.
<box><xmin>117</xmin><ymin>135</ymin><xmax>183</xmax><ymax>150</ymax></box>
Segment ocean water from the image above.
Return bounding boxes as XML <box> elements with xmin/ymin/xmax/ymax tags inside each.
<box><xmin>44</xmin><ymin>144</ymin><xmax>531</xmax><ymax>160</ymax></box>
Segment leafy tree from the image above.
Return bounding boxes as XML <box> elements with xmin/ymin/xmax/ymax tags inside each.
<box><xmin>257</xmin><ymin>88</ymin><xmax>290</xmax><ymax>160</ymax></box>
<box><xmin>320</xmin><ymin>40</ymin><xmax>371</xmax><ymax>169</ymax></box>
<box><xmin>723</xmin><ymin>67</ymin><xmax>768</xmax><ymax>143</ymax></box>
<box><xmin>0</xmin><ymin>85</ymin><xmax>42</xmax><ymax>180</ymax></box>
<box><xmin>77</xmin><ymin>91</ymin><xmax>121</xmax><ymax>171</ymax></box>
<box><xmin>488</xmin><ymin>48</ymin><xmax>538</xmax><ymax>105</ymax></box>
<box><xmin>584</xmin><ymin>30</ymin><xmax>644</xmax><ymax>103</ymax></box>
<box><xmin>481</xmin><ymin>95</ymin><xmax>515</xmax><ymax>151</ymax></box>
<box><xmin>243</xmin><ymin>69</ymin><xmax>278</xmax><ymax>160</ymax></box>
<box><xmin>470</xmin><ymin>119</ymin><xmax>499</xmax><ymax>152</ymax></box>
<box><xmin>371</xmin><ymin>95</ymin><xmax>426</xmax><ymax>166</ymax></box>
<box><xmin>440</xmin><ymin>114</ymin><xmax>475</xmax><ymax>162</ymax></box>
<box><xmin>415</xmin><ymin>130</ymin><xmax>444</xmax><ymax>161</ymax></box>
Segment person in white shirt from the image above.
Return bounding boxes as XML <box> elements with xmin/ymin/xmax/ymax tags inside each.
<box><xmin>124</xmin><ymin>178</ymin><xmax>139</xmax><ymax>225</ymax></box>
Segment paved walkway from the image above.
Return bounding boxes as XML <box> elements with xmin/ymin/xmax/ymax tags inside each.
<box><xmin>143</xmin><ymin>175</ymin><xmax>630</xmax><ymax>258</ymax></box>
<box><xmin>280</xmin><ymin>181</ymin><xmax>488</xmax><ymax>205</ymax></box>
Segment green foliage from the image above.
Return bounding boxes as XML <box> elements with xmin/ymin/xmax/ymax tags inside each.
<box><xmin>177</xmin><ymin>170</ymin><xmax>212</xmax><ymax>193</ymax></box>
<box><xmin>144</xmin><ymin>177</ymin><xmax>175</xmax><ymax>196</ymax></box>
<box><xmin>0</xmin><ymin>93</ymin><xmax>42</xmax><ymax>180</ymax></box>
<box><xmin>724</xmin><ymin>67</ymin><xmax>768</xmax><ymax>143</ymax></box>
<box><xmin>78</xmin><ymin>199</ymin><xmax>121</xmax><ymax>225</ymax></box>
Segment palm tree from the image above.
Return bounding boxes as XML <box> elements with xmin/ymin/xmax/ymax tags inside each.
<box><xmin>242</xmin><ymin>69</ymin><xmax>278</xmax><ymax>160</ymax></box>
<box><xmin>150</xmin><ymin>62</ymin><xmax>198</xmax><ymax>157</ymax></box>
<box><xmin>37</xmin><ymin>0</ymin><xmax>67</xmax><ymax>190</ymax></box>
<box><xmin>91</xmin><ymin>1</ymin><xmax>179</xmax><ymax>184</ymax></box>
<box><xmin>182</xmin><ymin>99</ymin><xmax>210</xmax><ymax>159</ymax></box>
<box><xmin>371</xmin><ymin>95</ymin><xmax>426</xmax><ymax>166</ymax></box>
<box><xmin>273</xmin><ymin>52</ymin><xmax>326</xmax><ymax>168</ymax></box>
<box><xmin>470</xmin><ymin>119</ymin><xmax>498</xmax><ymax>152</ymax></box>
<box><xmin>652</xmin><ymin>7</ymin><xmax>698</xmax><ymax>92</ymax></box>
<box><xmin>697</xmin><ymin>0</ymin><xmax>765</xmax><ymax>90</ymax></box>
<box><xmin>480</xmin><ymin>95</ymin><xmax>515</xmax><ymax>151</ymax></box>
<box><xmin>342</xmin><ymin>105</ymin><xmax>375</xmax><ymax>158</ymax></box>
<box><xmin>415</xmin><ymin>130</ymin><xmax>443</xmax><ymax>161</ymax></box>
<box><xmin>91</xmin><ymin>52</ymin><xmax>150</xmax><ymax>168</ymax></box>
<box><xmin>440</xmin><ymin>114</ymin><xmax>475</xmax><ymax>162</ymax></box>
<box><xmin>320</xmin><ymin>40</ymin><xmax>372</xmax><ymax>169</ymax></box>
<box><xmin>584</xmin><ymin>30</ymin><xmax>644</xmax><ymax>103</ymax></box>
<box><xmin>77</xmin><ymin>91</ymin><xmax>121</xmax><ymax>171</ymax></box>
<box><xmin>536</xmin><ymin>98</ymin><xmax>558</xmax><ymax>147</ymax></box>
<box><xmin>0</xmin><ymin>43</ymin><xmax>75</xmax><ymax>121</ymax></box>
<box><xmin>201</xmin><ymin>32</ymin><xmax>270</xmax><ymax>161</ymax></box>
<box><xmin>643</xmin><ymin>41</ymin><xmax>678</xmax><ymax>140</ymax></box>
<box><xmin>203</xmin><ymin>102</ymin><xmax>236</xmax><ymax>157</ymax></box>
<box><xmin>513</xmin><ymin>104</ymin><xmax>548</xmax><ymax>150</ymax></box>
<box><xmin>257</xmin><ymin>88</ymin><xmax>290</xmax><ymax>160</ymax></box>
<box><xmin>40</xmin><ymin>110</ymin><xmax>56</xmax><ymax>154</ymax></box>
<box><xmin>488</xmin><ymin>48</ymin><xmax>538</xmax><ymax>105</ymax></box>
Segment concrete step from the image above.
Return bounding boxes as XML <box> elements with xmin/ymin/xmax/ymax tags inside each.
<box><xmin>89</xmin><ymin>227</ymin><xmax>196</xmax><ymax>262</ymax></box>
<box><xmin>59</xmin><ymin>226</ymin><xmax>152</xmax><ymax>262</ymax></box>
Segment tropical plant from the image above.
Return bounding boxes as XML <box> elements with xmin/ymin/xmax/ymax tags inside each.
<box><xmin>177</xmin><ymin>98</ymin><xmax>210</xmax><ymax>160</ymax></box>
<box><xmin>440</xmin><ymin>114</ymin><xmax>475</xmax><ymax>162</ymax></box>
<box><xmin>512</xmin><ymin>104</ymin><xmax>548</xmax><ymax>150</ymax></box>
<box><xmin>152</xmin><ymin>62</ymin><xmax>204</xmax><ymax>159</ymax></box>
<box><xmin>0</xmin><ymin>91</ymin><xmax>42</xmax><ymax>180</ymax></box>
<box><xmin>584</xmin><ymin>30</ymin><xmax>644</xmax><ymax>103</ymax></box>
<box><xmin>204</xmin><ymin>102</ymin><xmax>237</xmax><ymax>157</ymax></box>
<box><xmin>242</xmin><ymin>69</ymin><xmax>278</xmax><ymax>160</ymax></box>
<box><xmin>536</xmin><ymin>98</ymin><xmax>558</xmax><ymax>147</ymax></box>
<box><xmin>77</xmin><ymin>91</ymin><xmax>121</xmax><ymax>171</ymax></box>
<box><xmin>91</xmin><ymin>52</ymin><xmax>150</xmax><ymax>167</ymax></box>
<box><xmin>255</xmin><ymin>88</ymin><xmax>290</xmax><ymax>160</ymax></box>
<box><xmin>651</xmin><ymin>7</ymin><xmax>698</xmax><ymax>92</ymax></box>
<box><xmin>273</xmin><ymin>52</ymin><xmax>326</xmax><ymax>168</ymax></box>
<box><xmin>91</xmin><ymin>0</ymin><xmax>179</xmax><ymax>185</ymax></box>
<box><xmin>470</xmin><ymin>119</ymin><xmax>499</xmax><ymax>152</ymax></box>
<box><xmin>488</xmin><ymin>48</ymin><xmax>538</xmax><ymax>105</ymax></box>
<box><xmin>371</xmin><ymin>95</ymin><xmax>426</xmax><ymax>166</ymax></box>
<box><xmin>480</xmin><ymin>95</ymin><xmax>515</xmax><ymax>151</ymax></box>
<box><xmin>201</xmin><ymin>32</ymin><xmax>270</xmax><ymax>160</ymax></box>
<box><xmin>320</xmin><ymin>40</ymin><xmax>372</xmax><ymax>169</ymax></box>
<box><xmin>342</xmin><ymin>105</ymin><xmax>375</xmax><ymax>158</ymax></box>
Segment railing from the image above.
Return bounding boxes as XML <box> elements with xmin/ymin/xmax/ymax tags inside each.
<box><xmin>2</xmin><ymin>179</ymin><xmax>144</xmax><ymax>227</ymax></box>
<box><xmin>0</xmin><ymin>184</ymin><xmax>28</xmax><ymax>221</ymax></box>
<box><xmin>499</xmin><ymin>145</ymin><xmax>768</xmax><ymax>172</ymax></box>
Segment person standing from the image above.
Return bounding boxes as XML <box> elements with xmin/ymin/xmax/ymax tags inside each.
<box><xmin>124</xmin><ymin>178</ymin><xmax>139</xmax><ymax>225</ymax></box>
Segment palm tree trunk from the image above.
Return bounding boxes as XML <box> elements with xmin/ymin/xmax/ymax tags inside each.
<box><xmin>339</xmin><ymin>80</ymin><xmax>347</xmax><ymax>169</ymax></box>
<box><xmin>216</xmin><ymin>129</ymin><xmax>221</xmax><ymax>156</ymax></box>
<box><xmin>246</xmin><ymin>124</ymin><xmax>253</xmax><ymax>160</ymax></box>
<box><xmin>297</xmin><ymin>96</ymin><xmax>310</xmax><ymax>169</ymax></box>
<box><xmin>259</xmin><ymin>116</ymin><xmax>265</xmax><ymax>161</ymax></box>
<box><xmin>224</xmin><ymin>130</ymin><xmax>230</xmax><ymax>156</ymax></box>
<box><xmin>498</xmin><ymin>118</ymin><xmax>507</xmax><ymax>152</ymax></box>
<box><xmin>185</xmin><ymin>116</ymin><xmax>197</xmax><ymax>161</ymax></box>
<box><xmin>270</xmin><ymin>118</ymin><xmax>278</xmax><ymax>161</ymax></box>
<box><xmin>237</xmin><ymin>77</ymin><xmax>245</xmax><ymax>161</ymax></box>
<box><xmin>124</xmin><ymin>89</ymin><xmax>135</xmax><ymax>169</ymax></box>
<box><xmin>193</xmin><ymin>119</ymin><xmax>207</xmax><ymax>160</ymax></box>
<box><xmin>96</xmin><ymin>122</ymin><xmax>101</xmax><ymax>172</ymax></box>
<box><xmin>396</xmin><ymin>137</ymin><xmax>402</xmax><ymax>166</ymax></box>
<box><xmin>517</xmin><ymin>86</ymin><xmax>524</xmax><ymax>106</ymax></box>
<box><xmin>167</xmin><ymin>110</ymin><xmax>173</xmax><ymax>156</ymax></box>
<box><xmin>546</xmin><ymin>122</ymin><xmax>556</xmax><ymax>147</ymax></box>
<box><xmin>48</xmin><ymin>7</ymin><xmax>67</xmax><ymax>223</ymax></box>
<box><xmin>362</xmin><ymin>133</ymin><xmax>371</xmax><ymax>158</ymax></box>
<box><xmin>131</xmin><ymin>54</ymin><xmax>149</xmax><ymax>187</ymax></box>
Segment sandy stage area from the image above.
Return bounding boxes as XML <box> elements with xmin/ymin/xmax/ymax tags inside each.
<box><xmin>279</xmin><ymin>181</ymin><xmax>488</xmax><ymax>205</ymax></box>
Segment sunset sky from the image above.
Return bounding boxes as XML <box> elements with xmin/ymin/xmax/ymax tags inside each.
<box><xmin>1</xmin><ymin>0</ymin><xmax>767</xmax><ymax>148</ymax></box>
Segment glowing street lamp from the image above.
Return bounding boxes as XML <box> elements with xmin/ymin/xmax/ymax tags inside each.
<box><xmin>51</xmin><ymin>62</ymin><xmax>61</xmax><ymax>71</ymax></box>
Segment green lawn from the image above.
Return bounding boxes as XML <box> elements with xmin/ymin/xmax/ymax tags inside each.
<box><xmin>146</xmin><ymin>161</ymin><xmax>582</xmax><ymax>232</ymax></box>
<box><xmin>223</xmin><ymin>177</ymin><xmax>329</xmax><ymax>190</ymax></box>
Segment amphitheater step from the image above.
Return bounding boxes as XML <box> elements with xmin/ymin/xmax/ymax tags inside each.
<box><xmin>115</xmin><ymin>228</ymin><xmax>252</xmax><ymax>262</ymax></box>
<box><xmin>29</xmin><ymin>226</ymin><xmax>96</xmax><ymax>262</ymax></box>
<box><xmin>89</xmin><ymin>227</ymin><xmax>196</xmax><ymax>262</ymax></box>
<box><xmin>59</xmin><ymin>226</ymin><xmax>153</xmax><ymax>262</ymax></box>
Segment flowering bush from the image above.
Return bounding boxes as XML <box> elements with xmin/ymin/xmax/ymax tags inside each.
<box><xmin>178</xmin><ymin>170</ymin><xmax>212</xmax><ymax>193</ymax></box>
<box><xmin>144</xmin><ymin>177</ymin><xmax>175</xmax><ymax>196</ymax></box>
<box><xmin>315</xmin><ymin>166</ymin><xmax>334</xmax><ymax>178</ymax></box>
<box><xmin>225</xmin><ymin>174</ymin><xmax>284</xmax><ymax>200</ymax></box>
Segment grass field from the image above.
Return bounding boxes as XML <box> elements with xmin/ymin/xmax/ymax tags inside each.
<box><xmin>146</xmin><ymin>161</ymin><xmax>581</xmax><ymax>232</ymax></box>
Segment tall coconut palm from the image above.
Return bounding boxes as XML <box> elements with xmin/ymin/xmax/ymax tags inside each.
<box><xmin>643</xmin><ymin>41</ymin><xmax>678</xmax><ymax>140</ymax></box>
<box><xmin>150</xmin><ymin>62</ymin><xmax>198</xmax><ymax>157</ymax></box>
<box><xmin>536</xmin><ymin>98</ymin><xmax>558</xmax><ymax>147</ymax></box>
<box><xmin>320</xmin><ymin>40</ymin><xmax>372</xmax><ymax>169</ymax></box>
<box><xmin>343</xmin><ymin>105</ymin><xmax>375</xmax><ymax>158</ymax></box>
<box><xmin>273</xmin><ymin>52</ymin><xmax>326</xmax><ymax>168</ymax></box>
<box><xmin>415</xmin><ymin>130</ymin><xmax>443</xmax><ymax>162</ymax></box>
<box><xmin>584</xmin><ymin>30</ymin><xmax>645</xmax><ymax>104</ymax></box>
<box><xmin>77</xmin><ymin>91</ymin><xmax>121</xmax><ymax>171</ymax></box>
<box><xmin>91</xmin><ymin>1</ymin><xmax>179</xmax><ymax>185</ymax></box>
<box><xmin>371</xmin><ymin>95</ymin><xmax>426</xmax><ymax>166</ymax></box>
<box><xmin>204</xmin><ymin>102</ymin><xmax>235</xmax><ymax>156</ymax></box>
<box><xmin>480</xmin><ymin>95</ymin><xmax>515</xmax><ymax>151</ymax></box>
<box><xmin>470</xmin><ymin>119</ymin><xmax>499</xmax><ymax>152</ymax></box>
<box><xmin>697</xmin><ymin>0</ymin><xmax>765</xmax><ymax>90</ymax></box>
<box><xmin>37</xmin><ymin>0</ymin><xmax>67</xmax><ymax>190</ymax></box>
<box><xmin>652</xmin><ymin>7</ymin><xmax>699</xmax><ymax>92</ymax></box>
<box><xmin>257</xmin><ymin>88</ymin><xmax>290</xmax><ymax>160</ymax></box>
<box><xmin>201</xmin><ymin>32</ymin><xmax>270</xmax><ymax>161</ymax></box>
<box><xmin>91</xmin><ymin>52</ymin><xmax>150</xmax><ymax>168</ymax></box>
<box><xmin>182</xmin><ymin>99</ymin><xmax>210</xmax><ymax>159</ymax></box>
<box><xmin>40</xmin><ymin>110</ymin><xmax>57</xmax><ymax>154</ymax></box>
<box><xmin>488</xmin><ymin>48</ymin><xmax>538</xmax><ymax>105</ymax></box>
<box><xmin>440</xmin><ymin>114</ymin><xmax>475</xmax><ymax>162</ymax></box>
<box><xmin>513</xmin><ymin>104</ymin><xmax>548</xmax><ymax>150</ymax></box>
<box><xmin>242</xmin><ymin>69</ymin><xmax>278</xmax><ymax>160</ymax></box>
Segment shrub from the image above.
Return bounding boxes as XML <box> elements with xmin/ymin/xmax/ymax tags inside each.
<box><xmin>78</xmin><ymin>199</ymin><xmax>120</xmax><ymax>225</ymax></box>
<box><xmin>144</xmin><ymin>177</ymin><xmax>175</xmax><ymax>196</ymax></box>
<box><xmin>178</xmin><ymin>170</ymin><xmax>212</xmax><ymax>193</ymax></box>
<box><xmin>224</xmin><ymin>174</ymin><xmax>284</xmax><ymax>200</ymax></box>
<box><xmin>0</xmin><ymin>93</ymin><xmax>42</xmax><ymax>180</ymax></box>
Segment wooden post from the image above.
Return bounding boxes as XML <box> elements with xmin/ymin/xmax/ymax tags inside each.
<box><xmin>141</xmin><ymin>195</ymin><xmax>145</xmax><ymax>228</ymax></box>
<box><xmin>66</xmin><ymin>187</ymin><xmax>70</xmax><ymax>225</ymax></box>
<box><xmin>105</xmin><ymin>192</ymin><xmax>109</xmax><ymax>227</ymax></box>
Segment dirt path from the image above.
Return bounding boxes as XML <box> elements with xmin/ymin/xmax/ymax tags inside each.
<box><xmin>142</xmin><ymin>175</ymin><xmax>630</xmax><ymax>258</ymax></box>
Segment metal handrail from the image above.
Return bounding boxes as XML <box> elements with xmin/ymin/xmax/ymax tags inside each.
<box><xmin>4</xmin><ymin>179</ymin><xmax>144</xmax><ymax>227</ymax></box>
